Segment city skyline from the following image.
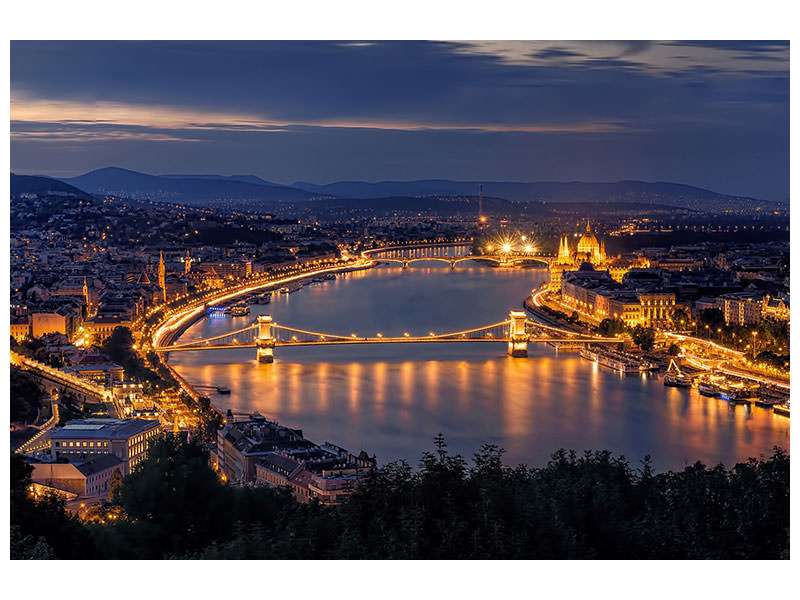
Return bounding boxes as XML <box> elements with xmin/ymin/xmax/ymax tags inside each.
<box><xmin>8</xmin><ymin>30</ymin><xmax>791</xmax><ymax>569</ymax></box>
<box><xmin>10</xmin><ymin>40</ymin><xmax>790</xmax><ymax>201</ymax></box>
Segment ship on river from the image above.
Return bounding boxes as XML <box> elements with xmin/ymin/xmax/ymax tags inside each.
<box><xmin>664</xmin><ymin>359</ymin><xmax>692</xmax><ymax>388</ymax></box>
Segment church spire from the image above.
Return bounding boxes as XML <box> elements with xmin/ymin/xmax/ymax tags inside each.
<box><xmin>83</xmin><ymin>277</ymin><xmax>90</xmax><ymax>312</ymax></box>
<box><xmin>558</xmin><ymin>235</ymin><xmax>571</xmax><ymax>262</ymax></box>
<box><xmin>586</xmin><ymin>218</ymin><xmax>591</xmax><ymax>233</ymax></box>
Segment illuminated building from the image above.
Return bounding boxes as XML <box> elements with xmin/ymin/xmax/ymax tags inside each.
<box><xmin>83</xmin><ymin>312</ymin><xmax>133</xmax><ymax>343</ymax></box>
<box><xmin>30</xmin><ymin>455</ymin><xmax>123</xmax><ymax>499</ymax></box>
<box><xmin>30</xmin><ymin>306</ymin><xmax>82</xmax><ymax>339</ymax></box>
<box><xmin>10</xmin><ymin>316</ymin><xmax>30</xmax><ymax>341</ymax></box>
<box><xmin>255</xmin><ymin>444</ymin><xmax>376</xmax><ymax>505</ymax></box>
<box><xmin>560</xmin><ymin>265</ymin><xmax>679</xmax><ymax>327</ymax></box>
<box><xmin>762</xmin><ymin>294</ymin><xmax>790</xmax><ymax>321</ymax></box>
<box><xmin>717</xmin><ymin>292</ymin><xmax>765</xmax><ymax>326</ymax></box>
<box><xmin>48</xmin><ymin>418</ymin><xmax>161</xmax><ymax>476</ymax></box>
<box><xmin>549</xmin><ymin>218</ymin><xmax>646</xmax><ymax>292</ymax></box>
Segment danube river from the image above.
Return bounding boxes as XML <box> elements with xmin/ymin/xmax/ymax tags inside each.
<box><xmin>170</xmin><ymin>263</ymin><xmax>789</xmax><ymax>471</ymax></box>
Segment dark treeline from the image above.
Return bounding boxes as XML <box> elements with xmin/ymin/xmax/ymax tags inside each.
<box><xmin>10</xmin><ymin>436</ymin><xmax>789</xmax><ymax>560</ymax></box>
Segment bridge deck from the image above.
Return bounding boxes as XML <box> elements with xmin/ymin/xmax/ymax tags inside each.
<box><xmin>156</xmin><ymin>336</ymin><xmax>621</xmax><ymax>352</ymax></box>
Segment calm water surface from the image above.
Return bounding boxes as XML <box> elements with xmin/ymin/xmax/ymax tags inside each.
<box><xmin>171</xmin><ymin>263</ymin><xmax>790</xmax><ymax>471</ymax></box>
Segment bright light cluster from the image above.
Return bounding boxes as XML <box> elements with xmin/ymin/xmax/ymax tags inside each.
<box><xmin>484</xmin><ymin>233</ymin><xmax>538</xmax><ymax>255</ymax></box>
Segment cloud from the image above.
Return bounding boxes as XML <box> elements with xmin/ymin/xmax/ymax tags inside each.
<box><xmin>449</xmin><ymin>40</ymin><xmax>789</xmax><ymax>74</ymax></box>
<box><xmin>10</xmin><ymin>95</ymin><xmax>634</xmax><ymax>142</ymax></box>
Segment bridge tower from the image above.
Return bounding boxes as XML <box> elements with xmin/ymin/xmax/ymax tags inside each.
<box><xmin>508</xmin><ymin>310</ymin><xmax>528</xmax><ymax>357</ymax></box>
<box><xmin>256</xmin><ymin>315</ymin><xmax>276</xmax><ymax>363</ymax></box>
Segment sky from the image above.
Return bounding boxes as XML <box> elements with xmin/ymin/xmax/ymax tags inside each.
<box><xmin>10</xmin><ymin>40</ymin><xmax>790</xmax><ymax>200</ymax></box>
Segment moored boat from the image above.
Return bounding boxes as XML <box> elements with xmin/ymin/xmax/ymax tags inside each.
<box><xmin>229</xmin><ymin>303</ymin><xmax>250</xmax><ymax>316</ymax></box>
<box><xmin>773</xmin><ymin>402</ymin><xmax>790</xmax><ymax>417</ymax></box>
<box><xmin>698</xmin><ymin>383</ymin><xmax>720</xmax><ymax>397</ymax></box>
<box><xmin>664</xmin><ymin>359</ymin><xmax>692</xmax><ymax>387</ymax></box>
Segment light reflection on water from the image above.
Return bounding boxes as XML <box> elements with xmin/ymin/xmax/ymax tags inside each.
<box><xmin>170</xmin><ymin>263</ymin><xmax>789</xmax><ymax>470</ymax></box>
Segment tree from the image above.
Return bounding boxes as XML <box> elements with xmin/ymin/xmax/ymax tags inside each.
<box><xmin>631</xmin><ymin>325</ymin><xmax>656</xmax><ymax>352</ymax></box>
<box><xmin>698</xmin><ymin>308</ymin><xmax>725</xmax><ymax>333</ymax></box>
<box><xmin>599</xmin><ymin>318</ymin><xmax>626</xmax><ymax>337</ymax></box>
<box><xmin>667</xmin><ymin>343</ymin><xmax>680</xmax><ymax>356</ymax></box>
<box><xmin>10</xmin><ymin>453</ymin><xmax>94</xmax><ymax>559</ymax></box>
<box><xmin>10</xmin><ymin>366</ymin><xmax>45</xmax><ymax>424</ymax></box>
<box><xmin>117</xmin><ymin>436</ymin><xmax>234</xmax><ymax>556</ymax></box>
<box><xmin>670</xmin><ymin>308</ymin><xmax>689</xmax><ymax>330</ymax></box>
<box><xmin>100</xmin><ymin>327</ymin><xmax>160</xmax><ymax>383</ymax></box>
<box><xmin>108</xmin><ymin>470</ymin><xmax>124</xmax><ymax>505</ymax></box>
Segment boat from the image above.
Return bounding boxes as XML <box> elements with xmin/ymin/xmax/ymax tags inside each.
<box><xmin>322</xmin><ymin>273</ymin><xmax>336</xmax><ymax>280</ymax></box>
<box><xmin>719</xmin><ymin>389</ymin><xmax>751</xmax><ymax>405</ymax></box>
<box><xmin>216</xmin><ymin>386</ymin><xmax>231</xmax><ymax>394</ymax></box>
<box><xmin>773</xmin><ymin>402</ymin><xmax>790</xmax><ymax>417</ymax></box>
<box><xmin>229</xmin><ymin>303</ymin><xmax>250</xmax><ymax>316</ymax></box>
<box><xmin>580</xmin><ymin>347</ymin><xmax>640</xmax><ymax>374</ymax></box>
<box><xmin>698</xmin><ymin>383</ymin><xmax>720</xmax><ymax>397</ymax></box>
<box><xmin>255</xmin><ymin>292</ymin><xmax>271</xmax><ymax>304</ymax></box>
<box><xmin>663</xmin><ymin>359</ymin><xmax>692</xmax><ymax>388</ymax></box>
<box><xmin>696</xmin><ymin>373</ymin><xmax>727</xmax><ymax>397</ymax></box>
<box><xmin>754</xmin><ymin>398</ymin><xmax>781</xmax><ymax>409</ymax></box>
<box><xmin>279</xmin><ymin>286</ymin><xmax>290</xmax><ymax>293</ymax></box>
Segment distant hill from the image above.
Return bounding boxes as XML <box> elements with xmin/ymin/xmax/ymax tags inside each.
<box><xmin>10</xmin><ymin>172</ymin><xmax>93</xmax><ymax>200</ymax></box>
<box><xmin>43</xmin><ymin>167</ymin><xmax>775</xmax><ymax>213</ymax></box>
<box><xmin>58</xmin><ymin>167</ymin><xmax>314</xmax><ymax>205</ymax></box>
<box><xmin>161</xmin><ymin>173</ymin><xmax>277</xmax><ymax>186</ymax></box>
<box><xmin>292</xmin><ymin>179</ymin><xmax>771</xmax><ymax>212</ymax></box>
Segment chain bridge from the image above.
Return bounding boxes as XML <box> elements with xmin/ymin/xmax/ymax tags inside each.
<box><xmin>361</xmin><ymin>242</ymin><xmax>554</xmax><ymax>269</ymax></box>
<box><xmin>152</xmin><ymin>310</ymin><xmax>623</xmax><ymax>362</ymax></box>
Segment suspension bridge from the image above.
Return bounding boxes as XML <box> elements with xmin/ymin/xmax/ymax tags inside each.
<box><xmin>361</xmin><ymin>242</ymin><xmax>554</xmax><ymax>269</ymax></box>
<box><xmin>152</xmin><ymin>310</ymin><xmax>623</xmax><ymax>362</ymax></box>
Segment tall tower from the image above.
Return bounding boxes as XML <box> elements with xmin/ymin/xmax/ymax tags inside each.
<box><xmin>184</xmin><ymin>249</ymin><xmax>192</xmax><ymax>274</ymax></box>
<box><xmin>478</xmin><ymin>183</ymin><xmax>484</xmax><ymax>222</ymax></box>
<box><xmin>158</xmin><ymin>251</ymin><xmax>166</xmax><ymax>303</ymax></box>
<box><xmin>558</xmin><ymin>235</ymin><xmax>571</xmax><ymax>263</ymax></box>
<box><xmin>83</xmin><ymin>277</ymin><xmax>91</xmax><ymax>313</ymax></box>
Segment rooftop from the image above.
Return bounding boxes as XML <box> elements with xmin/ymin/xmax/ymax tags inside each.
<box><xmin>49</xmin><ymin>418</ymin><xmax>159</xmax><ymax>440</ymax></box>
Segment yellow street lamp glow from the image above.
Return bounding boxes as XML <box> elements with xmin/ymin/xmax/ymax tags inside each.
<box><xmin>524</xmin><ymin>244</ymin><xmax>533</xmax><ymax>253</ymax></box>
<box><xmin>502</xmin><ymin>243</ymin><xmax>511</xmax><ymax>253</ymax></box>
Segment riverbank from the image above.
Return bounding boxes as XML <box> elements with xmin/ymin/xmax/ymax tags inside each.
<box><xmin>146</xmin><ymin>258</ymin><xmax>377</xmax><ymax>424</ymax></box>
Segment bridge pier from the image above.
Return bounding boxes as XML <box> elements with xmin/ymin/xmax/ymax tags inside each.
<box><xmin>256</xmin><ymin>315</ymin><xmax>276</xmax><ymax>363</ymax></box>
<box><xmin>449</xmin><ymin>260</ymin><xmax>456</xmax><ymax>269</ymax></box>
<box><xmin>508</xmin><ymin>310</ymin><xmax>528</xmax><ymax>357</ymax></box>
<box><xmin>402</xmin><ymin>260</ymin><xmax>409</xmax><ymax>269</ymax></box>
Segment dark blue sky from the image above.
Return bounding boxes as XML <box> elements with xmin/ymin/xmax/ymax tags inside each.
<box><xmin>10</xmin><ymin>40</ymin><xmax>789</xmax><ymax>200</ymax></box>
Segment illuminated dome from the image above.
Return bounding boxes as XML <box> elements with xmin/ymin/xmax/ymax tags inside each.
<box><xmin>576</xmin><ymin>219</ymin><xmax>600</xmax><ymax>255</ymax></box>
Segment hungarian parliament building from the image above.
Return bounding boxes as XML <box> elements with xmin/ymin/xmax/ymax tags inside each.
<box><xmin>548</xmin><ymin>220</ymin><xmax>646</xmax><ymax>292</ymax></box>
<box><xmin>548</xmin><ymin>220</ymin><xmax>677</xmax><ymax>328</ymax></box>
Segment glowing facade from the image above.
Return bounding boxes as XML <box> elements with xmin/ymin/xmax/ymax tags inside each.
<box><xmin>549</xmin><ymin>219</ymin><xmax>637</xmax><ymax>292</ymax></box>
